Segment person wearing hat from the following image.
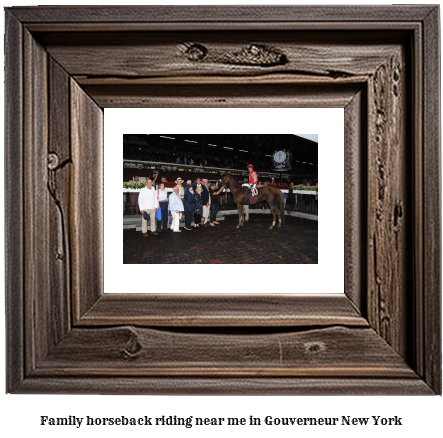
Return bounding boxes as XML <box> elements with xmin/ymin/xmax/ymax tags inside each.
<box><xmin>168</xmin><ymin>186</ymin><xmax>184</xmax><ymax>232</ymax></box>
<box><xmin>245</xmin><ymin>164</ymin><xmax>258</xmax><ymax>205</ymax></box>
<box><xmin>175</xmin><ymin>178</ymin><xmax>185</xmax><ymax>221</ymax></box>
<box><xmin>175</xmin><ymin>178</ymin><xmax>185</xmax><ymax>201</ymax></box>
<box><xmin>247</xmin><ymin>164</ymin><xmax>258</xmax><ymax>188</ymax></box>
<box><xmin>217</xmin><ymin>180</ymin><xmax>227</xmax><ymax>210</ymax></box>
<box><xmin>184</xmin><ymin>179</ymin><xmax>193</xmax><ymax>194</ymax></box>
<box><xmin>208</xmin><ymin>181</ymin><xmax>225</xmax><ymax>226</ymax></box>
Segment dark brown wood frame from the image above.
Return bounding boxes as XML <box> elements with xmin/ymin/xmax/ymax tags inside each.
<box><xmin>5</xmin><ymin>6</ymin><xmax>441</xmax><ymax>394</ymax></box>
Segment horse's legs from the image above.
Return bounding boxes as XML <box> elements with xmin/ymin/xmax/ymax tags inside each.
<box><xmin>269</xmin><ymin>204</ymin><xmax>276</xmax><ymax>230</ymax></box>
<box><xmin>240</xmin><ymin>204</ymin><xmax>245</xmax><ymax>226</ymax></box>
<box><xmin>269</xmin><ymin>200</ymin><xmax>282</xmax><ymax>229</ymax></box>
<box><xmin>236</xmin><ymin>204</ymin><xmax>242</xmax><ymax>229</ymax></box>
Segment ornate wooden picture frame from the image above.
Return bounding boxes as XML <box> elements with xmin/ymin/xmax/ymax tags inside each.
<box><xmin>5</xmin><ymin>6</ymin><xmax>440</xmax><ymax>394</ymax></box>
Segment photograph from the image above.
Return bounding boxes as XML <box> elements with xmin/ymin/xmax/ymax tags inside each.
<box><xmin>122</xmin><ymin>134</ymin><xmax>318</xmax><ymax>264</ymax></box>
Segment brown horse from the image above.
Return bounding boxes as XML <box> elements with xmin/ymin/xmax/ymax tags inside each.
<box><xmin>221</xmin><ymin>173</ymin><xmax>285</xmax><ymax>230</ymax></box>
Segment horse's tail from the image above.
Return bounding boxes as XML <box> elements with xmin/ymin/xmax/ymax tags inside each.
<box><xmin>279</xmin><ymin>190</ymin><xmax>285</xmax><ymax>224</ymax></box>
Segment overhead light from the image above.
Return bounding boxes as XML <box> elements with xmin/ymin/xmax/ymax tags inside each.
<box><xmin>184</xmin><ymin>140</ymin><xmax>197</xmax><ymax>143</ymax></box>
<box><xmin>302</xmin><ymin>162</ymin><xmax>307</xmax><ymax>163</ymax></box>
<box><xmin>239</xmin><ymin>150</ymin><xmax>248</xmax><ymax>152</ymax></box>
<box><xmin>223</xmin><ymin>147</ymin><xmax>233</xmax><ymax>150</ymax></box>
<box><xmin>208</xmin><ymin>144</ymin><xmax>217</xmax><ymax>147</ymax></box>
<box><xmin>309</xmin><ymin>163</ymin><xmax>313</xmax><ymax>165</ymax></box>
<box><xmin>160</xmin><ymin>136</ymin><xmax>175</xmax><ymax>139</ymax></box>
<box><xmin>265</xmin><ymin>154</ymin><xmax>272</xmax><ymax>157</ymax></box>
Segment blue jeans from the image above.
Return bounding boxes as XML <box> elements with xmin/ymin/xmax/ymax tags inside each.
<box><xmin>157</xmin><ymin>202</ymin><xmax>169</xmax><ymax>230</ymax></box>
<box><xmin>210</xmin><ymin>204</ymin><xmax>219</xmax><ymax>223</ymax></box>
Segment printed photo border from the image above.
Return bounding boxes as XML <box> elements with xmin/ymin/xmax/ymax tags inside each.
<box><xmin>105</xmin><ymin>109</ymin><xmax>341</xmax><ymax>294</ymax></box>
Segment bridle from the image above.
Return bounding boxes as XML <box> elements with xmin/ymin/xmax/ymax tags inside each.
<box><xmin>222</xmin><ymin>174</ymin><xmax>231</xmax><ymax>188</ymax></box>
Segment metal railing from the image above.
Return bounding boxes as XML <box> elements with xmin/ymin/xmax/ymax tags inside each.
<box><xmin>219</xmin><ymin>192</ymin><xmax>318</xmax><ymax>215</ymax></box>
<box><xmin>123</xmin><ymin>191</ymin><xmax>318</xmax><ymax>216</ymax></box>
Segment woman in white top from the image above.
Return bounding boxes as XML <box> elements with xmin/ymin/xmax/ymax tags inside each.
<box><xmin>156</xmin><ymin>182</ymin><xmax>170</xmax><ymax>232</ymax></box>
<box><xmin>168</xmin><ymin>186</ymin><xmax>184</xmax><ymax>232</ymax></box>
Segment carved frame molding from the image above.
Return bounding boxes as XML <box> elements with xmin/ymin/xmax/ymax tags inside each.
<box><xmin>5</xmin><ymin>6</ymin><xmax>441</xmax><ymax>394</ymax></box>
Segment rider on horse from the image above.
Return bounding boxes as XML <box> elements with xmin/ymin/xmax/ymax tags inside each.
<box><xmin>246</xmin><ymin>164</ymin><xmax>258</xmax><ymax>204</ymax></box>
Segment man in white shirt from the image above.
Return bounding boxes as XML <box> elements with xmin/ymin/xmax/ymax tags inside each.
<box><xmin>138</xmin><ymin>178</ymin><xmax>159</xmax><ymax>236</ymax></box>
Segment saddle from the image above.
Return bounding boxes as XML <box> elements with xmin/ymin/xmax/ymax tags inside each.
<box><xmin>245</xmin><ymin>187</ymin><xmax>259</xmax><ymax>204</ymax></box>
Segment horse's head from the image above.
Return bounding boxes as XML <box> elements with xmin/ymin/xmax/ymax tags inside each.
<box><xmin>221</xmin><ymin>172</ymin><xmax>231</xmax><ymax>187</ymax></box>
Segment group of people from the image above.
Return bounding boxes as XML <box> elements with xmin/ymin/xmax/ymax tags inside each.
<box><xmin>137</xmin><ymin>176</ymin><xmax>227</xmax><ymax>236</ymax></box>
<box><xmin>128</xmin><ymin>164</ymin><xmax>317</xmax><ymax>237</ymax></box>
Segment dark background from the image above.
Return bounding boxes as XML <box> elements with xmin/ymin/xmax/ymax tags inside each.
<box><xmin>123</xmin><ymin>134</ymin><xmax>318</xmax><ymax>184</ymax></box>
